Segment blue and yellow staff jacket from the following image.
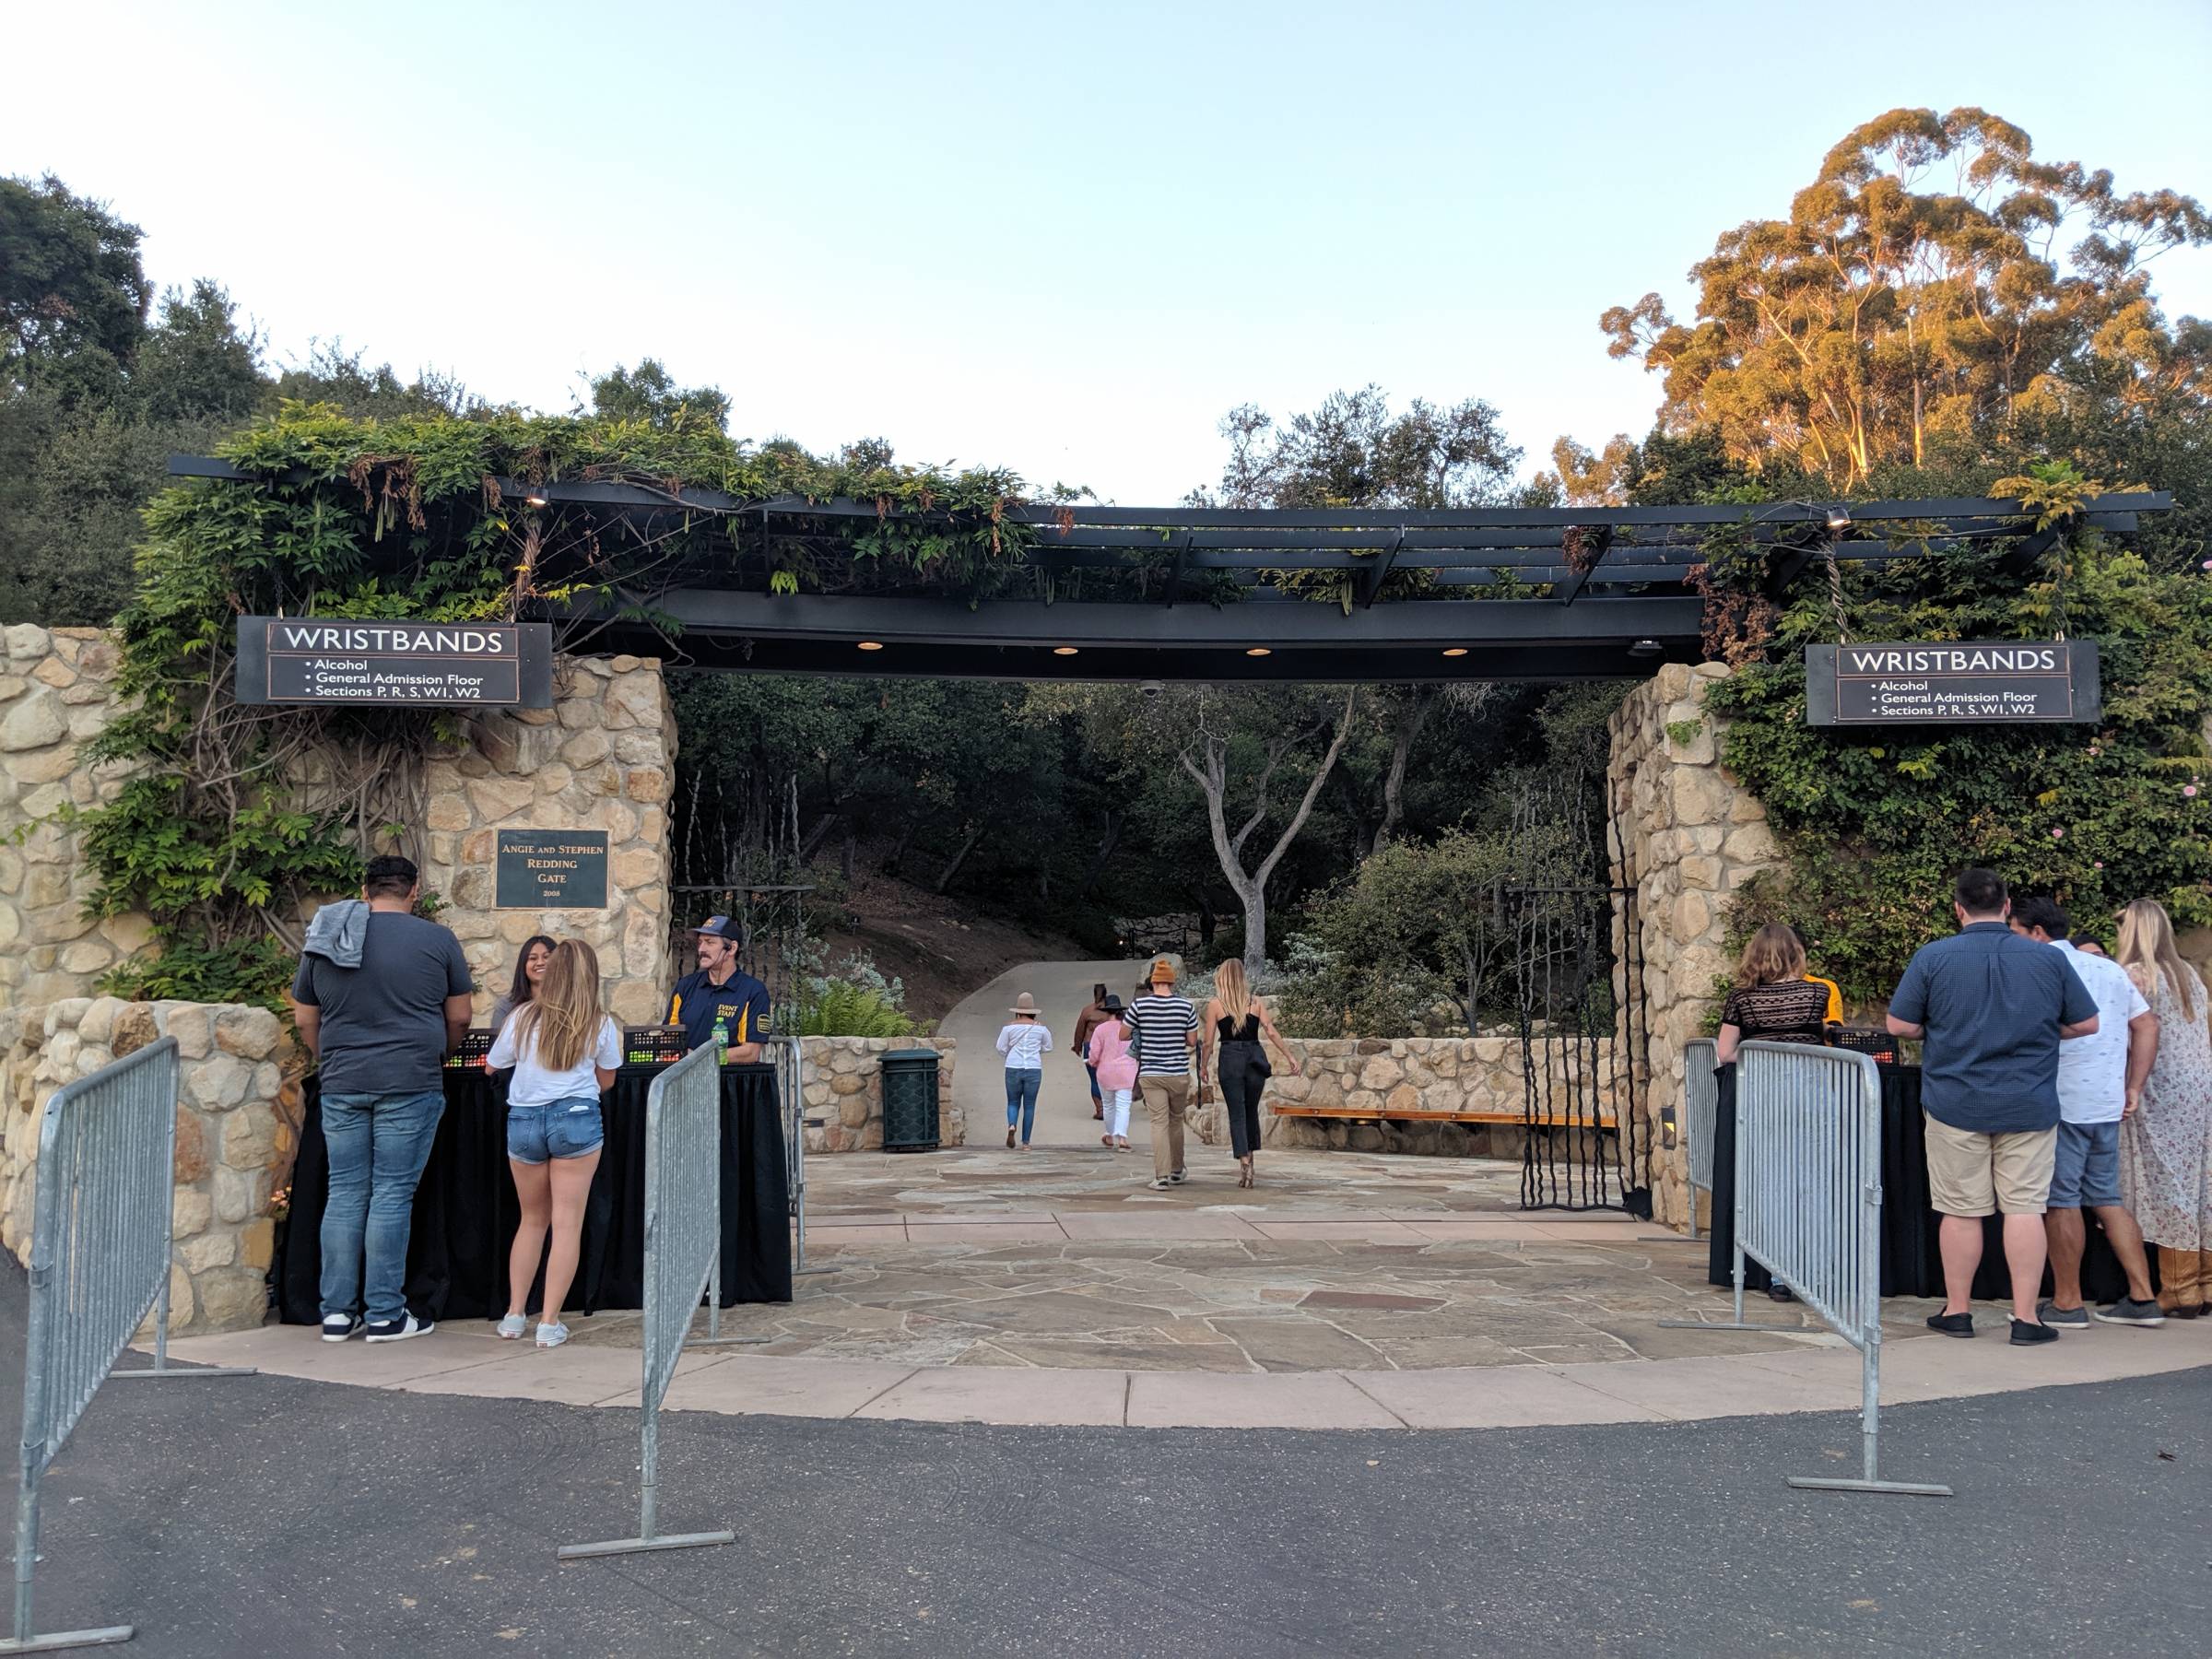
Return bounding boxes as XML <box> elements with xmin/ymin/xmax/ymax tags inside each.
<box><xmin>666</xmin><ymin>969</ymin><xmax>771</xmax><ymax>1053</ymax></box>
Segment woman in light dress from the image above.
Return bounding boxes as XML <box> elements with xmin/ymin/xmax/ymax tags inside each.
<box><xmin>2114</xmin><ymin>900</ymin><xmax>2212</xmax><ymax>1319</ymax></box>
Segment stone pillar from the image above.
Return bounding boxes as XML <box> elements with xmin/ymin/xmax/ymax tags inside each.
<box><xmin>0</xmin><ymin>625</ymin><xmax>147</xmax><ymax>1006</ymax></box>
<box><xmin>0</xmin><ymin>997</ymin><xmax>300</xmax><ymax>1335</ymax></box>
<box><xmin>421</xmin><ymin>653</ymin><xmax>677</xmax><ymax>1026</ymax></box>
<box><xmin>1607</xmin><ymin>664</ymin><xmax>1783</xmax><ymax>1230</ymax></box>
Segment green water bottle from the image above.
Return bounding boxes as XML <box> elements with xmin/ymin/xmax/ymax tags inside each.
<box><xmin>712</xmin><ymin>1015</ymin><xmax>730</xmax><ymax>1065</ymax></box>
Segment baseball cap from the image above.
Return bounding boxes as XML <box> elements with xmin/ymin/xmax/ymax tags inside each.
<box><xmin>690</xmin><ymin>915</ymin><xmax>744</xmax><ymax>941</ymax></box>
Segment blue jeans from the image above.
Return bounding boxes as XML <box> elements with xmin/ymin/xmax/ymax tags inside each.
<box><xmin>506</xmin><ymin>1095</ymin><xmax>606</xmax><ymax>1164</ymax></box>
<box><xmin>1005</xmin><ymin>1068</ymin><xmax>1041</xmax><ymax>1143</ymax></box>
<box><xmin>1085</xmin><ymin>1061</ymin><xmax>1101</xmax><ymax>1104</ymax></box>
<box><xmin>320</xmin><ymin>1088</ymin><xmax>446</xmax><ymax>1324</ymax></box>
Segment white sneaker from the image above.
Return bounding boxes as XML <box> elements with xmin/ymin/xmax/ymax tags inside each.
<box><xmin>496</xmin><ymin>1314</ymin><xmax>527</xmax><ymax>1339</ymax></box>
<box><xmin>535</xmin><ymin>1322</ymin><xmax>570</xmax><ymax>1348</ymax></box>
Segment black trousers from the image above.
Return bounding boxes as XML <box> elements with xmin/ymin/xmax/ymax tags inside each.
<box><xmin>1218</xmin><ymin>1040</ymin><xmax>1269</xmax><ymax>1159</ymax></box>
<box><xmin>1705</xmin><ymin>1063</ymin><xmax>1775</xmax><ymax>1292</ymax></box>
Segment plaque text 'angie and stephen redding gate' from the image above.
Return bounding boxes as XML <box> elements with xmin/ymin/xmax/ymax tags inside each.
<box><xmin>233</xmin><ymin>618</ymin><xmax>554</xmax><ymax>707</ymax></box>
<box><xmin>1805</xmin><ymin>640</ymin><xmax>2099</xmax><ymax>726</ymax></box>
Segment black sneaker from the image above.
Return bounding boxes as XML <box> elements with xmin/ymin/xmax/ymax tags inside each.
<box><xmin>1169</xmin><ymin>1170</ymin><xmax>1189</xmax><ymax>1184</ymax></box>
<box><xmin>320</xmin><ymin>1314</ymin><xmax>361</xmax><ymax>1343</ymax></box>
<box><xmin>2093</xmin><ymin>1298</ymin><xmax>2167</xmax><ymax>1327</ymax></box>
<box><xmin>2036</xmin><ymin>1300</ymin><xmax>2091</xmax><ymax>1329</ymax></box>
<box><xmin>1925</xmin><ymin>1311</ymin><xmax>1975</xmax><ymax>1338</ymax></box>
<box><xmin>2009</xmin><ymin>1318</ymin><xmax>2060</xmax><ymax>1346</ymax></box>
<box><xmin>362</xmin><ymin>1314</ymin><xmax>435</xmax><ymax>1344</ymax></box>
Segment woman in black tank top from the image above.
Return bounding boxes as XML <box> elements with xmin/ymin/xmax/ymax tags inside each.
<box><xmin>1204</xmin><ymin>960</ymin><xmax>1301</xmax><ymax>1187</ymax></box>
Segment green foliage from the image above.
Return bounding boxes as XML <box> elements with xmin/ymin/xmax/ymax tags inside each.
<box><xmin>1665</xmin><ymin>718</ymin><xmax>1705</xmax><ymax>749</ymax></box>
<box><xmin>1705</xmin><ymin>540</ymin><xmax>2212</xmax><ymax>1001</ymax></box>
<box><xmin>793</xmin><ymin>965</ymin><xmax>919</xmax><ymax>1039</ymax></box>
<box><xmin>98</xmin><ymin>932</ymin><xmax>300</xmax><ymax>1013</ymax></box>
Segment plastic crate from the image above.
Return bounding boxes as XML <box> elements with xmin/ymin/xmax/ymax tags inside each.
<box><xmin>446</xmin><ymin>1029</ymin><xmax>495</xmax><ymax>1070</ymax></box>
<box><xmin>1831</xmin><ymin>1027</ymin><xmax>1900</xmax><ymax>1066</ymax></box>
<box><xmin>621</xmin><ymin>1026</ymin><xmax>689</xmax><ymax>1067</ymax></box>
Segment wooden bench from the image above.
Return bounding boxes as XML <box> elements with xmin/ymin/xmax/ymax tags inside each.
<box><xmin>1269</xmin><ymin>1103</ymin><xmax>1618</xmax><ymax>1131</ymax></box>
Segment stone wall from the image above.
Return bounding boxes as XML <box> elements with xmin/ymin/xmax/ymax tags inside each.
<box><xmin>1</xmin><ymin>997</ymin><xmax>298</xmax><ymax>1335</ymax></box>
<box><xmin>1607</xmin><ymin>664</ymin><xmax>1782</xmax><ymax>1230</ymax></box>
<box><xmin>798</xmin><ymin>1038</ymin><xmax>961</xmax><ymax>1152</ymax></box>
<box><xmin>1230</xmin><ymin>1036</ymin><xmax>1616</xmax><ymax>1158</ymax></box>
<box><xmin>423</xmin><ymin>654</ymin><xmax>677</xmax><ymax>1027</ymax></box>
<box><xmin>0</xmin><ymin>625</ymin><xmax>147</xmax><ymax>1006</ymax></box>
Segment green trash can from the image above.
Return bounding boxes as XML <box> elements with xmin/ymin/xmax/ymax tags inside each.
<box><xmin>879</xmin><ymin>1049</ymin><xmax>941</xmax><ymax>1153</ymax></box>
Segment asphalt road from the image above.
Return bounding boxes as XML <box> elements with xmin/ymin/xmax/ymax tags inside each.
<box><xmin>4</xmin><ymin>1260</ymin><xmax>2208</xmax><ymax>1657</ymax></box>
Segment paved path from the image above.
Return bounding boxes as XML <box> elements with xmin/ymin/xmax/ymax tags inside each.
<box><xmin>11</xmin><ymin>1246</ymin><xmax>2203</xmax><ymax>1656</ymax></box>
<box><xmin>942</xmin><ymin>957</ymin><xmax>1171</xmax><ymax>1151</ymax></box>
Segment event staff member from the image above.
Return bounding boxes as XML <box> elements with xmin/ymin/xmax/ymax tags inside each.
<box><xmin>666</xmin><ymin>915</ymin><xmax>771</xmax><ymax>1061</ymax></box>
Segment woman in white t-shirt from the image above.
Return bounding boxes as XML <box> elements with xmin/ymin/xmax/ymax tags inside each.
<box><xmin>487</xmin><ymin>938</ymin><xmax>622</xmax><ymax>1347</ymax></box>
<box><xmin>996</xmin><ymin>992</ymin><xmax>1053</xmax><ymax>1149</ymax></box>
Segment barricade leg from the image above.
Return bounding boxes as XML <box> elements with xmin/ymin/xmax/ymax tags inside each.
<box><xmin>6</xmin><ymin>1469</ymin><xmax>134</xmax><ymax>1654</ymax></box>
<box><xmin>1658</xmin><ymin>1085</ymin><xmax>1798</xmax><ymax>1334</ymax></box>
<box><xmin>107</xmin><ymin>1274</ymin><xmax>255</xmax><ymax>1383</ymax></box>
<box><xmin>557</xmin><ymin>1394</ymin><xmax>734</xmax><ymax>1560</ymax></box>
<box><xmin>691</xmin><ymin>1248</ymin><xmax>766</xmax><ymax>1348</ymax></box>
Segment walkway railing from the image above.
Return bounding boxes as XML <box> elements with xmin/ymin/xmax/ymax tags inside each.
<box><xmin>1665</xmin><ymin>1040</ymin><xmax>1951</xmax><ymax>1498</ymax></box>
<box><xmin>9</xmin><ymin>1039</ymin><xmax>253</xmax><ymax>1653</ymax></box>
<box><xmin>559</xmin><ymin>1044</ymin><xmax>735</xmax><ymax>1559</ymax></box>
<box><xmin>1680</xmin><ymin>1038</ymin><xmax>1718</xmax><ymax>1241</ymax></box>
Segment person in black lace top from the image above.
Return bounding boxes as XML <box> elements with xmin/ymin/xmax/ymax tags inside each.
<box><xmin>1710</xmin><ymin>924</ymin><xmax>1838</xmax><ymax>1300</ymax></box>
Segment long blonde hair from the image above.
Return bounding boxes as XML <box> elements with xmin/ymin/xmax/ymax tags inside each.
<box><xmin>1214</xmin><ymin>958</ymin><xmax>1254</xmax><ymax>1024</ymax></box>
<box><xmin>1735</xmin><ymin>923</ymin><xmax>1807</xmax><ymax>989</ymax></box>
<box><xmin>512</xmin><ymin>939</ymin><xmax>605</xmax><ymax>1073</ymax></box>
<box><xmin>2116</xmin><ymin>899</ymin><xmax>2200</xmax><ymax>1021</ymax></box>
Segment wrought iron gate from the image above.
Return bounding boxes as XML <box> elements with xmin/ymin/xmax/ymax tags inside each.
<box><xmin>1503</xmin><ymin>794</ymin><xmax>1650</xmax><ymax>1214</ymax></box>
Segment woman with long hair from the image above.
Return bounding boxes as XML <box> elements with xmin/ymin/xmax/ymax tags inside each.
<box><xmin>488</xmin><ymin>935</ymin><xmax>556</xmax><ymax>1037</ymax></box>
<box><xmin>1709</xmin><ymin>923</ymin><xmax>1835</xmax><ymax>1300</ymax></box>
<box><xmin>1204</xmin><ymin>959</ymin><xmax>1300</xmax><ymax>1189</ymax></box>
<box><xmin>2114</xmin><ymin>899</ymin><xmax>2212</xmax><ymax>1317</ymax></box>
<box><xmin>486</xmin><ymin>939</ymin><xmax>622</xmax><ymax>1347</ymax></box>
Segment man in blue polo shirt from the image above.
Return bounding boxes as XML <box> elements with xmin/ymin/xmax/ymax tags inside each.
<box><xmin>666</xmin><ymin>915</ymin><xmax>770</xmax><ymax>1059</ymax></box>
<box><xmin>1888</xmin><ymin>868</ymin><xmax>2099</xmax><ymax>1346</ymax></box>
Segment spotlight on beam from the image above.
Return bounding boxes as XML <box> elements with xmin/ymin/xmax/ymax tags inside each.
<box><xmin>1629</xmin><ymin>638</ymin><xmax>1664</xmax><ymax>660</ymax></box>
<box><xmin>1826</xmin><ymin>505</ymin><xmax>1852</xmax><ymax>532</ymax></box>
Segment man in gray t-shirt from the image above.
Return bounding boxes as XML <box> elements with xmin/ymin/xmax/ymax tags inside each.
<box><xmin>290</xmin><ymin>855</ymin><xmax>474</xmax><ymax>1343</ymax></box>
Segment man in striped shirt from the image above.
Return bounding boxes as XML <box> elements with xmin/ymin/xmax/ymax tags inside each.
<box><xmin>1125</xmin><ymin>959</ymin><xmax>1200</xmax><ymax>1187</ymax></box>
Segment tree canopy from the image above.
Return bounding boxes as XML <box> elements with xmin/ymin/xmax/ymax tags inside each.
<box><xmin>1600</xmin><ymin>108</ymin><xmax>2211</xmax><ymax>491</ymax></box>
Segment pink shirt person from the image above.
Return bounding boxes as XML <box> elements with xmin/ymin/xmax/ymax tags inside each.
<box><xmin>1087</xmin><ymin>1020</ymin><xmax>1138</xmax><ymax>1091</ymax></box>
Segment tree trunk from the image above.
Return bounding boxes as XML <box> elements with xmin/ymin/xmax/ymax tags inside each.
<box><xmin>1371</xmin><ymin>688</ymin><xmax>1438</xmax><ymax>855</ymax></box>
<box><xmin>934</xmin><ymin>823</ymin><xmax>985</xmax><ymax>894</ymax></box>
<box><xmin>841</xmin><ymin>829</ymin><xmax>857</xmax><ymax>883</ymax></box>
<box><xmin>1076</xmin><ymin>810</ymin><xmax>1123</xmax><ymax>900</ymax></box>
<box><xmin>1180</xmin><ymin>687</ymin><xmax>1362</xmax><ymax>982</ymax></box>
<box><xmin>798</xmin><ymin>810</ymin><xmax>841</xmax><ymax>864</ymax></box>
<box><xmin>883</xmin><ymin>818</ymin><xmax>920</xmax><ymax>877</ymax></box>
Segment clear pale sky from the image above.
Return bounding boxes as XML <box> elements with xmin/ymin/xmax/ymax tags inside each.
<box><xmin>8</xmin><ymin>1</ymin><xmax>2209</xmax><ymax>502</ymax></box>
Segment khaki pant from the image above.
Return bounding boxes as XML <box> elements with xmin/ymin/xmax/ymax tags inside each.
<box><xmin>1924</xmin><ymin>1114</ymin><xmax>2056</xmax><ymax>1217</ymax></box>
<box><xmin>1140</xmin><ymin>1074</ymin><xmax>1192</xmax><ymax>1180</ymax></box>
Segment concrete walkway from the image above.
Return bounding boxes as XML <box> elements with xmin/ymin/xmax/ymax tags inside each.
<box><xmin>941</xmin><ymin>957</ymin><xmax>1171</xmax><ymax>1150</ymax></box>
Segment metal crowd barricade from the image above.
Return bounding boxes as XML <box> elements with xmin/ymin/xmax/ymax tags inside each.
<box><xmin>9</xmin><ymin>1039</ymin><xmax>254</xmax><ymax>1654</ymax></box>
<box><xmin>559</xmin><ymin>1044</ymin><xmax>735</xmax><ymax>1559</ymax></box>
<box><xmin>1680</xmin><ymin>1038</ymin><xmax>1719</xmax><ymax>1241</ymax></box>
<box><xmin>1682</xmin><ymin>1041</ymin><xmax>1950</xmax><ymax>1498</ymax></box>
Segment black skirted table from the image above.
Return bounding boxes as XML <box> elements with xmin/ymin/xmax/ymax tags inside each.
<box><xmin>277</xmin><ymin>1062</ymin><xmax>793</xmax><ymax>1325</ymax></box>
<box><xmin>1707</xmin><ymin>1063</ymin><xmax>2156</xmax><ymax>1305</ymax></box>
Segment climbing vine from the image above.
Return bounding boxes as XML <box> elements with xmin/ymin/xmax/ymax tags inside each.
<box><xmin>74</xmin><ymin>405</ymin><xmax>1048</xmax><ymax>1005</ymax></box>
<box><xmin>1702</xmin><ymin>478</ymin><xmax>2212</xmax><ymax>1000</ymax></box>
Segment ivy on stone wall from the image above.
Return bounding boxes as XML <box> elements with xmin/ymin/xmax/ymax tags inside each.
<box><xmin>74</xmin><ymin>406</ymin><xmax>1041</xmax><ymax>1005</ymax></box>
<box><xmin>1703</xmin><ymin>509</ymin><xmax>2212</xmax><ymax>1002</ymax></box>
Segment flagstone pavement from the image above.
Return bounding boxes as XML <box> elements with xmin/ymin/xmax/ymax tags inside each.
<box><xmin>163</xmin><ymin>1144</ymin><xmax>2212</xmax><ymax>1429</ymax></box>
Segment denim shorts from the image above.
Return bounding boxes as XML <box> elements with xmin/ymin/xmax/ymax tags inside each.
<box><xmin>2049</xmin><ymin>1119</ymin><xmax>2122</xmax><ymax>1208</ymax></box>
<box><xmin>507</xmin><ymin>1094</ymin><xmax>606</xmax><ymax>1164</ymax></box>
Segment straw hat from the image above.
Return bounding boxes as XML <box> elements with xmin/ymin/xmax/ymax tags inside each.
<box><xmin>1009</xmin><ymin>992</ymin><xmax>1041</xmax><ymax>1016</ymax></box>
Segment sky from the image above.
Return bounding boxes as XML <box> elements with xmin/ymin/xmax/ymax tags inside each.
<box><xmin>7</xmin><ymin>1</ymin><xmax>2211</xmax><ymax>504</ymax></box>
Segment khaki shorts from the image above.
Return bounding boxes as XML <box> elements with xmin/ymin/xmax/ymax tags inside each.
<box><xmin>1923</xmin><ymin>1114</ymin><xmax>2056</xmax><ymax>1218</ymax></box>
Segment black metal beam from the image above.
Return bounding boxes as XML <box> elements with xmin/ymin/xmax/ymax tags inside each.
<box><xmin>1357</xmin><ymin>532</ymin><xmax>1405</xmax><ymax>608</ymax></box>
